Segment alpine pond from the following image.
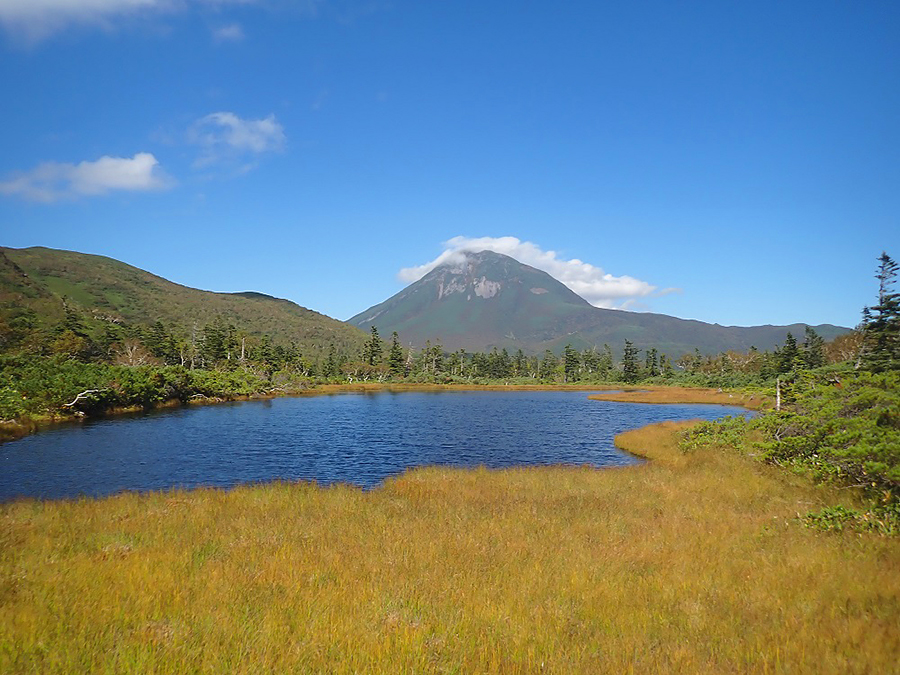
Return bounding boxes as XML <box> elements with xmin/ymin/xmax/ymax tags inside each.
<box><xmin>1</xmin><ymin>390</ymin><xmax>747</xmax><ymax>501</ymax></box>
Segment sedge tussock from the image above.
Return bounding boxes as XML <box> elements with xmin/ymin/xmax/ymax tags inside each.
<box><xmin>1</xmin><ymin>421</ymin><xmax>898</xmax><ymax>673</ymax></box>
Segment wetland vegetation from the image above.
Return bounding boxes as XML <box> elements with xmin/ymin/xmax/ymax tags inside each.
<box><xmin>0</xmin><ymin>253</ymin><xmax>897</xmax><ymax>672</ymax></box>
<box><xmin>2</xmin><ymin>421</ymin><xmax>897</xmax><ymax>673</ymax></box>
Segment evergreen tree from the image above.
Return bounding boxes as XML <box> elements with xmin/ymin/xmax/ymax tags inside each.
<box><xmin>323</xmin><ymin>344</ymin><xmax>338</xmax><ymax>378</ymax></box>
<box><xmin>470</xmin><ymin>350</ymin><xmax>487</xmax><ymax>378</ymax></box>
<box><xmin>777</xmin><ymin>332</ymin><xmax>799</xmax><ymax>374</ymax></box>
<box><xmin>61</xmin><ymin>303</ymin><xmax>88</xmax><ymax>337</ymax></box>
<box><xmin>861</xmin><ymin>252</ymin><xmax>900</xmax><ymax>372</ymax></box>
<box><xmin>428</xmin><ymin>341</ymin><xmax>445</xmax><ymax>375</ymax></box>
<box><xmin>363</xmin><ymin>326</ymin><xmax>383</xmax><ymax>366</ymax></box>
<box><xmin>539</xmin><ymin>350</ymin><xmax>558</xmax><ymax>380</ymax></box>
<box><xmin>622</xmin><ymin>340</ymin><xmax>640</xmax><ymax>383</ymax></box>
<box><xmin>660</xmin><ymin>353</ymin><xmax>674</xmax><ymax>378</ymax></box>
<box><xmin>223</xmin><ymin>323</ymin><xmax>238</xmax><ymax>361</ymax></box>
<box><xmin>200</xmin><ymin>317</ymin><xmax>228</xmax><ymax>365</ymax></box>
<box><xmin>97</xmin><ymin>323</ymin><xmax>124</xmax><ymax>360</ymax></box>
<box><xmin>580</xmin><ymin>347</ymin><xmax>600</xmax><ymax>377</ymax></box>
<box><xmin>456</xmin><ymin>349</ymin><xmax>468</xmax><ymax>377</ymax></box>
<box><xmin>388</xmin><ymin>332</ymin><xmax>405</xmax><ymax>377</ymax></box>
<box><xmin>273</xmin><ymin>344</ymin><xmax>289</xmax><ymax>371</ymax></box>
<box><xmin>644</xmin><ymin>348</ymin><xmax>659</xmax><ymax>377</ymax></box>
<box><xmin>598</xmin><ymin>344</ymin><xmax>614</xmax><ymax>377</ymax></box>
<box><xmin>513</xmin><ymin>349</ymin><xmax>527</xmax><ymax>377</ymax></box>
<box><xmin>801</xmin><ymin>326</ymin><xmax>826</xmax><ymax>369</ymax></box>
<box><xmin>525</xmin><ymin>355</ymin><xmax>538</xmax><ymax>378</ymax></box>
<box><xmin>258</xmin><ymin>335</ymin><xmax>274</xmax><ymax>376</ymax></box>
<box><xmin>499</xmin><ymin>348</ymin><xmax>512</xmax><ymax>378</ymax></box>
<box><xmin>51</xmin><ymin>303</ymin><xmax>94</xmax><ymax>360</ymax></box>
<box><xmin>487</xmin><ymin>348</ymin><xmax>511</xmax><ymax>379</ymax></box>
<box><xmin>563</xmin><ymin>344</ymin><xmax>579</xmax><ymax>383</ymax></box>
<box><xmin>146</xmin><ymin>320</ymin><xmax>177</xmax><ymax>364</ymax></box>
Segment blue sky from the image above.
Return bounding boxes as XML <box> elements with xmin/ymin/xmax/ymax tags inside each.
<box><xmin>1</xmin><ymin>1</ymin><xmax>897</xmax><ymax>329</ymax></box>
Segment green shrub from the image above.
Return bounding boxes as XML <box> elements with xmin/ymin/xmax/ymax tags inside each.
<box><xmin>0</xmin><ymin>356</ymin><xmax>269</xmax><ymax>418</ymax></box>
<box><xmin>682</xmin><ymin>370</ymin><xmax>900</xmax><ymax>533</ymax></box>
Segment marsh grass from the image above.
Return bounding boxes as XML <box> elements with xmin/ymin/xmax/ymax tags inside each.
<box><xmin>589</xmin><ymin>386</ymin><xmax>770</xmax><ymax>410</ymax></box>
<box><xmin>2</xmin><ymin>422</ymin><xmax>898</xmax><ymax>673</ymax></box>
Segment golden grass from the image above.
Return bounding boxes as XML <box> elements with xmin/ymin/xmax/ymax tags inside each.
<box><xmin>2</xmin><ymin>422</ymin><xmax>898</xmax><ymax>673</ymax></box>
<box><xmin>589</xmin><ymin>385</ymin><xmax>770</xmax><ymax>410</ymax></box>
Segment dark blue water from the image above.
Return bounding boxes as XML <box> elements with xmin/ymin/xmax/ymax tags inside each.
<box><xmin>0</xmin><ymin>391</ymin><xmax>746</xmax><ymax>501</ymax></box>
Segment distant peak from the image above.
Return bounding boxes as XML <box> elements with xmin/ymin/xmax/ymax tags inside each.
<box><xmin>433</xmin><ymin>249</ymin><xmax>518</xmax><ymax>271</ymax></box>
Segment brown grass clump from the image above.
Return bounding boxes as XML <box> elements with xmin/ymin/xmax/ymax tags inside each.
<box><xmin>589</xmin><ymin>385</ymin><xmax>770</xmax><ymax>410</ymax></box>
<box><xmin>2</xmin><ymin>422</ymin><xmax>897</xmax><ymax>673</ymax></box>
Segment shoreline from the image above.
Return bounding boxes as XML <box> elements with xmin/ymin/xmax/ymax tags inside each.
<box><xmin>589</xmin><ymin>385</ymin><xmax>770</xmax><ymax>410</ymax></box>
<box><xmin>1</xmin><ymin>382</ymin><xmax>627</xmax><ymax>444</ymax></box>
<box><xmin>3</xmin><ymin>416</ymin><xmax>894</xmax><ymax>672</ymax></box>
<box><xmin>1</xmin><ymin>382</ymin><xmax>764</xmax><ymax>445</ymax></box>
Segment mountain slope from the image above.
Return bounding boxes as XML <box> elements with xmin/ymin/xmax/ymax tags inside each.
<box><xmin>349</xmin><ymin>250</ymin><xmax>849</xmax><ymax>356</ymax></box>
<box><xmin>352</xmin><ymin>251</ymin><xmax>600</xmax><ymax>347</ymax></box>
<box><xmin>0</xmin><ymin>246</ymin><xmax>367</xmax><ymax>359</ymax></box>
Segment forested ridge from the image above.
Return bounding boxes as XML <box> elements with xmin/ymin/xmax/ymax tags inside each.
<box><xmin>0</xmin><ymin>245</ymin><xmax>367</xmax><ymax>363</ymax></box>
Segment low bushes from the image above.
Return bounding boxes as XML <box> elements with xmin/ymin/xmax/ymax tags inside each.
<box><xmin>682</xmin><ymin>370</ymin><xmax>900</xmax><ymax>534</ymax></box>
<box><xmin>0</xmin><ymin>356</ymin><xmax>270</xmax><ymax>421</ymax></box>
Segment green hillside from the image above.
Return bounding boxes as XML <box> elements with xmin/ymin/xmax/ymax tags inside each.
<box><xmin>349</xmin><ymin>250</ymin><xmax>849</xmax><ymax>356</ymax></box>
<box><xmin>0</xmin><ymin>246</ymin><xmax>366</xmax><ymax>360</ymax></box>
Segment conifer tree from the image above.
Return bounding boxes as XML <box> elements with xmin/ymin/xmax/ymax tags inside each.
<box><xmin>801</xmin><ymin>326</ymin><xmax>826</xmax><ymax>369</ymax></box>
<box><xmin>363</xmin><ymin>326</ymin><xmax>383</xmax><ymax>366</ymax></box>
<box><xmin>539</xmin><ymin>350</ymin><xmax>557</xmax><ymax>380</ymax></box>
<box><xmin>495</xmin><ymin>348</ymin><xmax>511</xmax><ymax>378</ymax></box>
<box><xmin>258</xmin><ymin>335</ymin><xmax>274</xmax><ymax>375</ymax></box>
<box><xmin>98</xmin><ymin>323</ymin><xmax>124</xmax><ymax>360</ymax></box>
<box><xmin>660</xmin><ymin>353</ymin><xmax>674</xmax><ymax>378</ymax></box>
<box><xmin>513</xmin><ymin>349</ymin><xmax>527</xmax><ymax>377</ymax></box>
<box><xmin>200</xmin><ymin>317</ymin><xmax>228</xmax><ymax>365</ymax></box>
<box><xmin>388</xmin><ymin>332</ymin><xmax>405</xmax><ymax>377</ymax></box>
<box><xmin>777</xmin><ymin>332</ymin><xmax>799</xmax><ymax>374</ymax></box>
<box><xmin>644</xmin><ymin>347</ymin><xmax>659</xmax><ymax>377</ymax></box>
<box><xmin>429</xmin><ymin>341</ymin><xmax>445</xmax><ymax>375</ymax></box>
<box><xmin>563</xmin><ymin>344</ymin><xmax>579</xmax><ymax>382</ymax></box>
<box><xmin>598</xmin><ymin>344</ymin><xmax>614</xmax><ymax>376</ymax></box>
<box><xmin>861</xmin><ymin>252</ymin><xmax>900</xmax><ymax>372</ymax></box>
<box><xmin>580</xmin><ymin>347</ymin><xmax>600</xmax><ymax>377</ymax></box>
<box><xmin>323</xmin><ymin>344</ymin><xmax>338</xmax><ymax>378</ymax></box>
<box><xmin>622</xmin><ymin>340</ymin><xmax>640</xmax><ymax>383</ymax></box>
<box><xmin>51</xmin><ymin>302</ymin><xmax>94</xmax><ymax>360</ymax></box>
<box><xmin>456</xmin><ymin>349</ymin><xmax>468</xmax><ymax>377</ymax></box>
<box><xmin>60</xmin><ymin>303</ymin><xmax>88</xmax><ymax>338</ymax></box>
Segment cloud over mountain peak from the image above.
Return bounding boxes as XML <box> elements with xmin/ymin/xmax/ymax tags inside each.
<box><xmin>398</xmin><ymin>236</ymin><xmax>678</xmax><ymax>310</ymax></box>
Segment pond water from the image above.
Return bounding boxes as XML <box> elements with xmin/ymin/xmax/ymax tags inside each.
<box><xmin>0</xmin><ymin>391</ymin><xmax>746</xmax><ymax>501</ymax></box>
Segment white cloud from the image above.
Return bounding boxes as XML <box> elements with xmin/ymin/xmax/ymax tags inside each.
<box><xmin>212</xmin><ymin>21</ymin><xmax>244</xmax><ymax>42</ymax></box>
<box><xmin>189</xmin><ymin>112</ymin><xmax>285</xmax><ymax>170</ymax></box>
<box><xmin>0</xmin><ymin>152</ymin><xmax>172</xmax><ymax>202</ymax></box>
<box><xmin>0</xmin><ymin>0</ymin><xmax>263</xmax><ymax>43</ymax></box>
<box><xmin>399</xmin><ymin>236</ymin><xmax>679</xmax><ymax>310</ymax></box>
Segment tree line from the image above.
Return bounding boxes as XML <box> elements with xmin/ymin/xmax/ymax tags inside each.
<box><xmin>0</xmin><ymin>297</ymin><xmax>872</xmax><ymax>389</ymax></box>
<box><xmin>1</xmin><ymin>251</ymin><xmax>896</xmax><ymax>424</ymax></box>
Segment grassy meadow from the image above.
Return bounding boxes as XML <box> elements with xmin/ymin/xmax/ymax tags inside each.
<box><xmin>2</xmin><ymin>418</ymin><xmax>898</xmax><ymax>673</ymax></box>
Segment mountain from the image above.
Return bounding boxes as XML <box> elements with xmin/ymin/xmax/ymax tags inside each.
<box><xmin>348</xmin><ymin>250</ymin><xmax>849</xmax><ymax>356</ymax></box>
<box><xmin>0</xmin><ymin>246</ymin><xmax>367</xmax><ymax>359</ymax></box>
